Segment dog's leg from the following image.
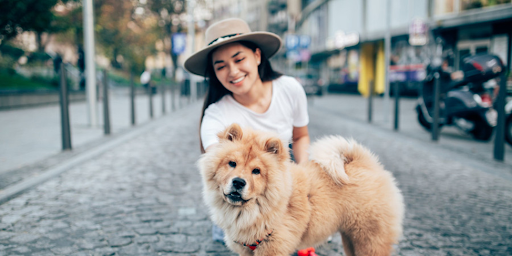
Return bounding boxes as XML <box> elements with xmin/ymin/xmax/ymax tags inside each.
<box><xmin>344</xmin><ymin>232</ymin><xmax>394</xmax><ymax>256</ymax></box>
<box><xmin>341</xmin><ymin>232</ymin><xmax>355</xmax><ymax>256</ymax></box>
<box><xmin>253</xmin><ymin>231</ymin><xmax>299</xmax><ymax>256</ymax></box>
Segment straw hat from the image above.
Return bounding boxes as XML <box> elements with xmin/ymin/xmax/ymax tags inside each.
<box><xmin>184</xmin><ymin>18</ymin><xmax>282</xmax><ymax>76</ymax></box>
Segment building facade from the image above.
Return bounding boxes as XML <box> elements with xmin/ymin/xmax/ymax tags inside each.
<box><xmin>294</xmin><ymin>0</ymin><xmax>512</xmax><ymax>95</ymax></box>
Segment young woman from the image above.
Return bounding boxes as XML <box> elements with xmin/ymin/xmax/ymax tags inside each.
<box><xmin>184</xmin><ymin>18</ymin><xmax>312</xmax><ymax>249</ymax></box>
<box><xmin>185</xmin><ymin>18</ymin><xmax>310</xmax><ymax>162</ymax></box>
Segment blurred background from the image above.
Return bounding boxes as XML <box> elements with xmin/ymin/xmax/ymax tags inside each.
<box><xmin>1</xmin><ymin>0</ymin><xmax>511</xmax><ymax>99</ymax></box>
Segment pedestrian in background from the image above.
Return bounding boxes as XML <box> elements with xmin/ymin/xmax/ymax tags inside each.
<box><xmin>140</xmin><ymin>69</ymin><xmax>151</xmax><ymax>90</ymax></box>
<box><xmin>184</xmin><ymin>18</ymin><xmax>312</xmax><ymax>253</ymax></box>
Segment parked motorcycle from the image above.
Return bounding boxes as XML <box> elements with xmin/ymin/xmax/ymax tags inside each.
<box><xmin>416</xmin><ymin>54</ymin><xmax>505</xmax><ymax>141</ymax></box>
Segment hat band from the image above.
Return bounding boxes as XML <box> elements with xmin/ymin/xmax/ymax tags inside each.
<box><xmin>208</xmin><ymin>33</ymin><xmax>242</xmax><ymax>46</ymax></box>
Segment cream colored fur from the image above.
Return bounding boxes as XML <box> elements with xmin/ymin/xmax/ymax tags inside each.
<box><xmin>198</xmin><ymin>124</ymin><xmax>404</xmax><ymax>256</ymax></box>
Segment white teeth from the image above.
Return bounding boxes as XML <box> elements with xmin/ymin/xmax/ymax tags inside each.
<box><xmin>231</xmin><ymin>76</ymin><xmax>244</xmax><ymax>83</ymax></box>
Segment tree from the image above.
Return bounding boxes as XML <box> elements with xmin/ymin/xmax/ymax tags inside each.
<box><xmin>146</xmin><ymin>0</ymin><xmax>186</xmax><ymax>80</ymax></box>
<box><xmin>95</xmin><ymin>0</ymin><xmax>159</xmax><ymax>73</ymax></box>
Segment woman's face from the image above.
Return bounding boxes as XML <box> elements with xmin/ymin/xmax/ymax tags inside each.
<box><xmin>211</xmin><ymin>42</ymin><xmax>262</xmax><ymax>96</ymax></box>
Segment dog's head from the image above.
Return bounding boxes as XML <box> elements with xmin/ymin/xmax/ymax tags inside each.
<box><xmin>198</xmin><ymin>123</ymin><xmax>290</xmax><ymax>208</ymax></box>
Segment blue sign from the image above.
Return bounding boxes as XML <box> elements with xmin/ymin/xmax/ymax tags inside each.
<box><xmin>299</xmin><ymin>35</ymin><xmax>311</xmax><ymax>49</ymax></box>
<box><xmin>172</xmin><ymin>33</ymin><xmax>187</xmax><ymax>55</ymax></box>
<box><xmin>286</xmin><ymin>35</ymin><xmax>299</xmax><ymax>51</ymax></box>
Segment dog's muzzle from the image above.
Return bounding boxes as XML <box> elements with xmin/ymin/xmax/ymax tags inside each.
<box><xmin>226</xmin><ymin>177</ymin><xmax>247</xmax><ymax>203</ymax></box>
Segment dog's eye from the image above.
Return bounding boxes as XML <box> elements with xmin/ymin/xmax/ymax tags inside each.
<box><xmin>252</xmin><ymin>168</ymin><xmax>260</xmax><ymax>175</ymax></box>
<box><xmin>228</xmin><ymin>161</ymin><xmax>236</xmax><ymax>168</ymax></box>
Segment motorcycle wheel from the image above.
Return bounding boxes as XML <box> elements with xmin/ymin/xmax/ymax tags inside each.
<box><xmin>505</xmin><ymin>114</ymin><xmax>512</xmax><ymax>146</ymax></box>
<box><xmin>417</xmin><ymin>109</ymin><xmax>442</xmax><ymax>131</ymax></box>
<box><xmin>471</xmin><ymin>119</ymin><xmax>494</xmax><ymax>141</ymax></box>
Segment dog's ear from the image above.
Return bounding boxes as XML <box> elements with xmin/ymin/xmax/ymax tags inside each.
<box><xmin>219</xmin><ymin>123</ymin><xmax>243</xmax><ymax>142</ymax></box>
<box><xmin>264</xmin><ymin>138</ymin><xmax>282</xmax><ymax>154</ymax></box>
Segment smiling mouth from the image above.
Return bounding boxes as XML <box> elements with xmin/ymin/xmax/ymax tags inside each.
<box><xmin>230</xmin><ymin>76</ymin><xmax>245</xmax><ymax>84</ymax></box>
<box><xmin>225</xmin><ymin>192</ymin><xmax>249</xmax><ymax>204</ymax></box>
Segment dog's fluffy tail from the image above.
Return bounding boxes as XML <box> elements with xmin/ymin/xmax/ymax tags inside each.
<box><xmin>309</xmin><ymin>136</ymin><xmax>378</xmax><ymax>185</ymax></box>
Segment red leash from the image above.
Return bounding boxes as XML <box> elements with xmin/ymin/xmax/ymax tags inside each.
<box><xmin>297</xmin><ymin>247</ymin><xmax>318</xmax><ymax>256</ymax></box>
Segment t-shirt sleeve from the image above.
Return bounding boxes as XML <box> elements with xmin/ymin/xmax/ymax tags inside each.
<box><xmin>201</xmin><ymin>104</ymin><xmax>225</xmax><ymax>150</ymax></box>
<box><xmin>289</xmin><ymin>77</ymin><xmax>309</xmax><ymax>127</ymax></box>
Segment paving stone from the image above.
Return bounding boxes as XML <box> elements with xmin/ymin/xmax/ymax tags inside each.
<box><xmin>135</xmin><ymin>235</ymin><xmax>159</xmax><ymax>244</ymax></box>
<box><xmin>11</xmin><ymin>246</ymin><xmax>31</xmax><ymax>253</ymax></box>
<box><xmin>28</xmin><ymin>251</ymin><xmax>56</xmax><ymax>256</ymax></box>
<box><xmin>10</xmin><ymin>233</ymin><xmax>40</xmax><ymax>243</ymax></box>
<box><xmin>0</xmin><ymin>214</ymin><xmax>22</xmax><ymax>224</ymax></box>
<box><xmin>31</xmin><ymin>237</ymin><xmax>56</xmax><ymax>249</ymax></box>
<box><xmin>0</xmin><ymin>223</ymin><xmax>12</xmax><ymax>231</ymax></box>
<box><xmin>108</xmin><ymin>236</ymin><xmax>132</xmax><ymax>247</ymax></box>
<box><xmin>134</xmin><ymin>227</ymin><xmax>158</xmax><ymax>236</ymax></box>
<box><xmin>49</xmin><ymin>246</ymin><xmax>78</xmax><ymax>255</ymax></box>
<box><xmin>0</xmin><ymin>231</ymin><xmax>14</xmax><ymax>240</ymax></box>
<box><xmin>204</xmin><ymin>242</ymin><xmax>231</xmax><ymax>253</ymax></box>
<box><xmin>77</xmin><ymin>238</ymin><xmax>108</xmax><ymax>250</ymax></box>
<box><xmin>92</xmin><ymin>246</ymin><xmax>119</xmax><ymax>256</ymax></box>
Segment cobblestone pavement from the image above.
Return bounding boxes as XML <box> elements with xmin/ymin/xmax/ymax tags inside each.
<box><xmin>1</xmin><ymin>96</ymin><xmax>511</xmax><ymax>255</ymax></box>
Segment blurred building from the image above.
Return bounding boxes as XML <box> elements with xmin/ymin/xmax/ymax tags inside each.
<box><xmin>293</xmin><ymin>0</ymin><xmax>512</xmax><ymax>95</ymax></box>
<box><xmin>210</xmin><ymin>0</ymin><xmax>269</xmax><ymax>31</ymax></box>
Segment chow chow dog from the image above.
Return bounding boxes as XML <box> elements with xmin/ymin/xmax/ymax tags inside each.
<box><xmin>198</xmin><ymin>124</ymin><xmax>404</xmax><ymax>256</ymax></box>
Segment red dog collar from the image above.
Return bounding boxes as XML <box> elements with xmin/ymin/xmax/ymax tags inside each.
<box><xmin>235</xmin><ymin>230</ymin><xmax>273</xmax><ymax>251</ymax></box>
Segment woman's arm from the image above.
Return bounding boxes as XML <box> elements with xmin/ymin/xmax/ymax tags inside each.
<box><xmin>292</xmin><ymin>125</ymin><xmax>310</xmax><ymax>164</ymax></box>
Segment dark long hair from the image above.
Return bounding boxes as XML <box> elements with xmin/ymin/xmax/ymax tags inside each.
<box><xmin>199</xmin><ymin>41</ymin><xmax>282</xmax><ymax>153</ymax></box>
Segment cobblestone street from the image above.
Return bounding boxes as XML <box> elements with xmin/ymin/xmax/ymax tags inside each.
<box><xmin>1</xmin><ymin>96</ymin><xmax>511</xmax><ymax>255</ymax></box>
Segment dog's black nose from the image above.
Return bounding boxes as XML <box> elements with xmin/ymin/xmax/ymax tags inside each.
<box><xmin>232</xmin><ymin>177</ymin><xmax>246</xmax><ymax>190</ymax></box>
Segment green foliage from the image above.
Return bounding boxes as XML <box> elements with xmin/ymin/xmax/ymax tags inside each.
<box><xmin>0</xmin><ymin>55</ymin><xmax>17</xmax><ymax>74</ymax></box>
<box><xmin>27</xmin><ymin>51</ymin><xmax>52</xmax><ymax>64</ymax></box>
<box><xmin>0</xmin><ymin>71</ymin><xmax>55</xmax><ymax>90</ymax></box>
<box><xmin>107</xmin><ymin>70</ymin><xmax>132</xmax><ymax>86</ymax></box>
<box><xmin>29</xmin><ymin>74</ymin><xmax>59</xmax><ymax>87</ymax></box>
<box><xmin>0</xmin><ymin>44</ymin><xmax>24</xmax><ymax>59</ymax></box>
<box><xmin>0</xmin><ymin>0</ymin><xmax>59</xmax><ymax>42</ymax></box>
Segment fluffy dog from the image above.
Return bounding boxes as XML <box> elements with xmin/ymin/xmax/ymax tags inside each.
<box><xmin>198</xmin><ymin>123</ymin><xmax>404</xmax><ymax>256</ymax></box>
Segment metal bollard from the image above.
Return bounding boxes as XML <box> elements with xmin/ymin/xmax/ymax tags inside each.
<box><xmin>130</xmin><ymin>72</ymin><xmax>136</xmax><ymax>125</ymax></box>
<box><xmin>493</xmin><ymin>72</ymin><xmax>507</xmax><ymax>161</ymax></box>
<box><xmin>368</xmin><ymin>80</ymin><xmax>374</xmax><ymax>123</ymax></box>
<box><xmin>178</xmin><ymin>81</ymin><xmax>182</xmax><ymax>109</ymax></box>
<box><xmin>149</xmin><ymin>83</ymin><xmax>154</xmax><ymax>118</ymax></box>
<box><xmin>103</xmin><ymin>69</ymin><xmax>111</xmax><ymax>135</ymax></box>
<box><xmin>161</xmin><ymin>83</ymin><xmax>166</xmax><ymax>114</ymax></box>
<box><xmin>394</xmin><ymin>82</ymin><xmax>400</xmax><ymax>131</ymax></box>
<box><xmin>170</xmin><ymin>82</ymin><xmax>175</xmax><ymax>112</ymax></box>
<box><xmin>59</xmin><ymin>63</ymin><xmax>72</xmax><ymax>150</ymax></box>
<box><xmin>432</xmin><ymin>72</ymin><xmax>441</xmax><ymax>141</ymax></box>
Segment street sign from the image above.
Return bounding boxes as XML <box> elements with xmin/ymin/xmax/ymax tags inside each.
<box><xmin>299</xmin><ymin>35</ymin><xmax>311</xmax><ymax>49</ymax></box>
<box><xmin>172</xmin><ymin>33</ymin><xmax>187</xmax><ymax>55</ymax></box>
<box><xmin>286</xmin><ymin>34</ymin><xmax>299</xmax><ymax>51</ymax></box>
<box><xmin>409</xmin><ymin>18</ymin><xmax>428</xmax><ymax>46</ymax></box>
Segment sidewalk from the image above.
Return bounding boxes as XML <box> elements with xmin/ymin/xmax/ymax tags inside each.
<box><xmin>0</xmin><ymin>93</ymin><xmax>511</xmax><ymax>255</ymax></box>
<box><xmin>0</xmin><ymin>87</ymin><xmax>191</xmax><ymax>189</ymax></box>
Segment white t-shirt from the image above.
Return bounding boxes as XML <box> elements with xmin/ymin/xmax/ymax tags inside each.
<box><xmin>201</xmin><ymin>75</ymin><xmax>309</xmax><ymax>150</ymax></box>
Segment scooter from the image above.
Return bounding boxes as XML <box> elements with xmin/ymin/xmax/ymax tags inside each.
<box><xmin>416</xmin><ymin>54</ymin><xmax>505</xmax><ymax>141</ymax></box>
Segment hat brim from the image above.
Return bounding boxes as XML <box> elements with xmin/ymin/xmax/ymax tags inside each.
<box><xmin>184</xmin><ymin>32</ymin><xmax>282</xmax><ymax>77</ymax></box>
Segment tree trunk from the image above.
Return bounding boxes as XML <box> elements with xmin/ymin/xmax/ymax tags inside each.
<box><xmin>36</xmin><ymin>32</ymin><xmax>44</xmax><ymax>52</ymax></box>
